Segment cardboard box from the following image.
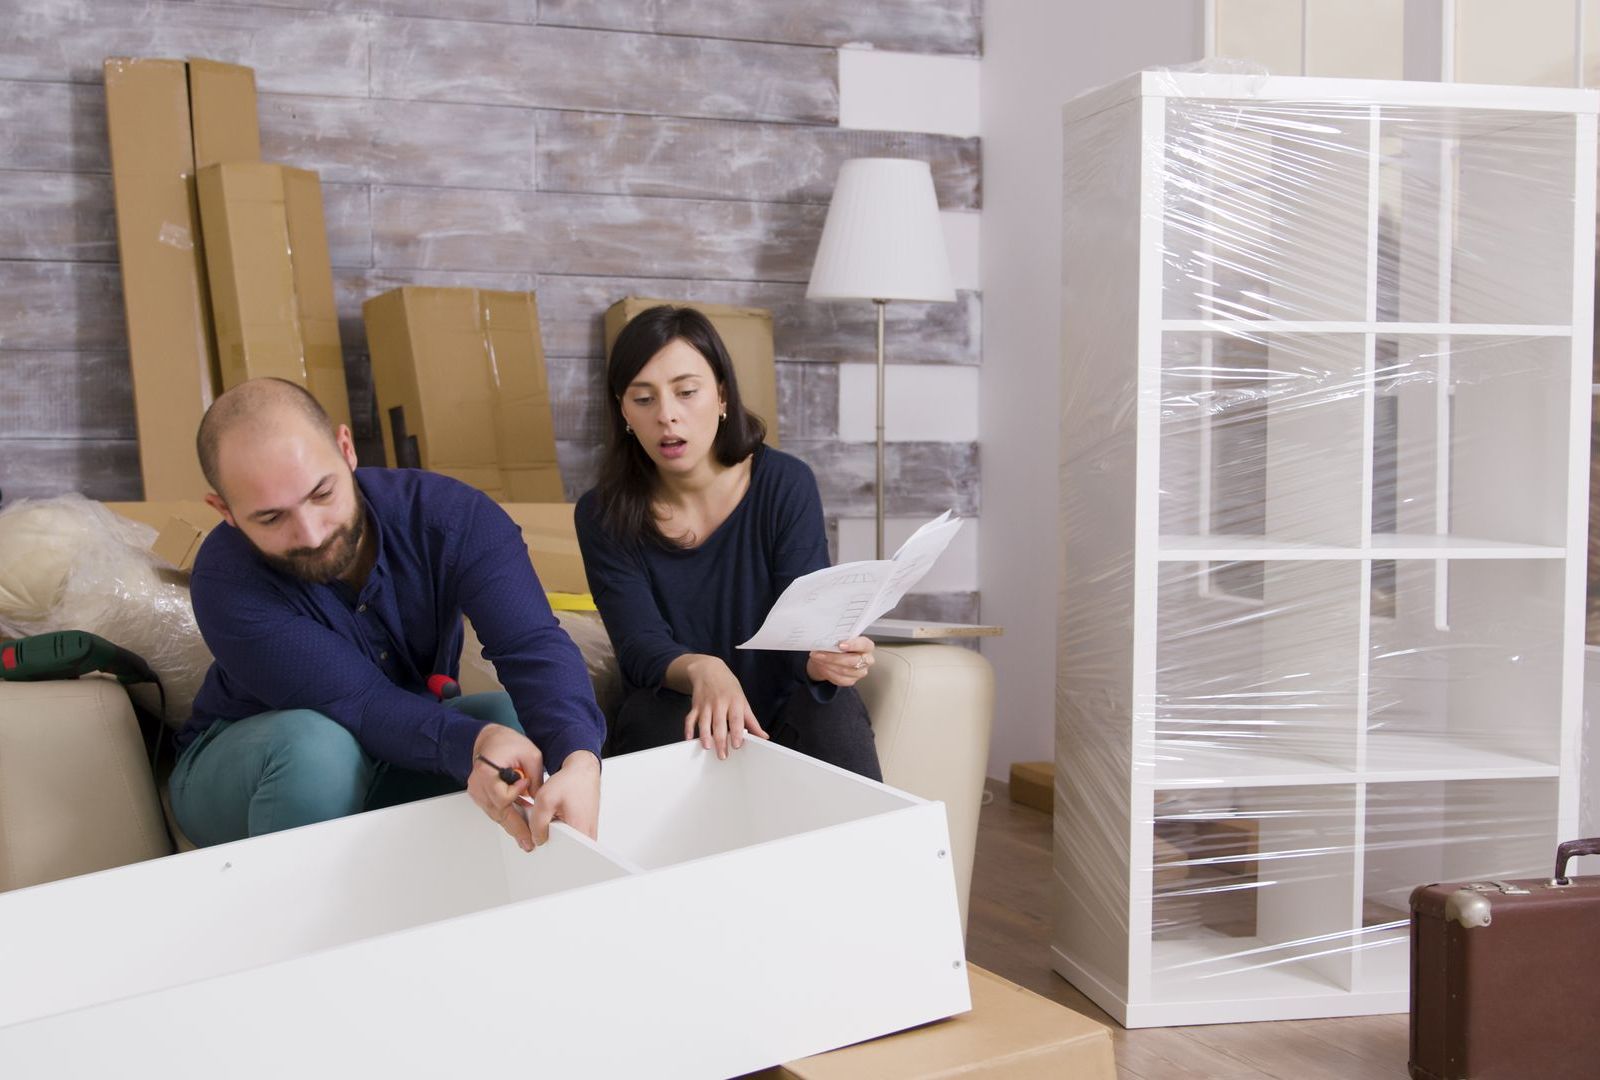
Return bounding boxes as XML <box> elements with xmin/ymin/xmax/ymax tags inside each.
<box><xmin>185</xmin><ymin>59</ymin><xmax>262</xmax><ymax>169</ymax></box>
<box><xmin>1008</xmin><ymin>760</ymin><xmax>1053</xmax><ymax>814</ymax></box>
<box><xmin>103</xmin><ymin>57</ymin><xmax>259</xmax><ymax>500</ymax></box>
<box><xmin>104</xmin><ymin>500</ymin><xmax>584</xmax><ymax>591</ymax></box>
<box><xmin>497</xmin><ymin>502</ymin><xmax>587</xmax><ymax>593</ymax></box>
<box><xmin>195</xmin><ymin>162</ymin><xmax>352</xmax><ymax>428</ymax></box>
<box><xmin>150</xmin><ymin>516</ymin><xmax>210</xmax><ymax>572</ymax></box>
<box><xmin>364</xmin><ymin>287</ymin><xmax>563</xmax><ymax>502</ymax></box>
<box><xmin>0</xmin><ymin>739</ymin><xmax>969</xmax><ymax>1078</ymax></box>
<box><xmin>604</xmin><ymin>297</ymin><xmax>780</xmax><ymax>445</ymax></box>
<box><xmin>755</xmin><ymin>964</ymin><xmax>1116</xmax><ymax>1079</ymax></box>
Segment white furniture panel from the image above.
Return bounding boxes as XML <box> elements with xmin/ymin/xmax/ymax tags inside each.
<box><xmin>0</xmin><ymin>739</ymin><xmax>969</xmax><ymax>1077</ymax></box>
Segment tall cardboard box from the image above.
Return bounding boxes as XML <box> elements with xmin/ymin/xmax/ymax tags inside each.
<box><xmin>103</xmin><ymin>57</ymin><xmax>260</xmax><ymax>499</ymax></box>
<box><xmin>363</xmin><ymin>287</ymin><xmax>563</xmax><ymax>502</ymax></box>
<box><xmin>195</xmin><ymin>163</ymin><xmax>352</xmax><ymax>428</ymax></box>
<box><xmin>604</xmin><ymin>298</ymin><xmax>780</xmax><ymax>445</ymax></box>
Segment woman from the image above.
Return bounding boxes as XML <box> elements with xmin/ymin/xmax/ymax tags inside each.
<box><xmin>574</xmin><ymin>305</ymin><xmax>881</xmax><ymax>780</ymax></box>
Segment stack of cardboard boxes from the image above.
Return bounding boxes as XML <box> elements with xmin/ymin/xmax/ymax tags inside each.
<box><xmin>102</xmin><ymin>56</ymin><xmax>563</xmax><ymax>509</ymax></box>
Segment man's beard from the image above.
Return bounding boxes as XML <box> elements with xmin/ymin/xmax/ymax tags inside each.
<box><xmin>257</xmin><ymin>502</ymin><xmax>366</xmax><ymax>584</ymax></box>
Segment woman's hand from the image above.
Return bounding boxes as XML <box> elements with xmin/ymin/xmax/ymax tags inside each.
<box><xmin>682</xmin><ymin>655</ymin><xmax>768</xmax><ymax>760</ymax></box>
<box><xmin>807</xmin><ymin>636</ymin><xmax>875</xmax><ymax>688</ymax></box>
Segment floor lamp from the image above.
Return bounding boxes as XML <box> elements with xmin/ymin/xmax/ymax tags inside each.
<box><xmin>806</xmin><ymin>158</ymin><xmax>956</xmax><ymax>559</ymax></box>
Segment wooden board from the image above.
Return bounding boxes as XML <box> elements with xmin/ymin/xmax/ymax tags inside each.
<box><xmin>0</xmin><ymin>262</ymin><xmax>124</xmax><ymax>351</ymax></box>
<box><xmin>530</xmin><ymin>274</ymin><xmax>982</xmax><ymax>365</ymax></box>
<box><xmin>370</xmin><ymin>18</ymin><xmax>837</xmax><ymax>123</ymax></box>
<box><xmin>539</xmin><ymin>0</ymin><xmax>981</xmax><ymax>56</ymax></box>
<box><xmin>0</xmin><ymin>1</ymin><xmax>370</xmax><ymax>95</ymax></box>
<box><xmin>371</xmin><ymin>186</ymin><xmax>828</xmax><ymax>280</ymax></box>
<box><xmin>536</xmin><ymin>111</ymin><xmax>979</xmax><ymax>208</ymax></box>
<box><xmin>259</xmin><ymin>93</ymin><xmax>539</xmax><ymax>190</ymax></box>
<box><xmin>868</xmin><ymin>617</ymin><xmax>1002</xmax><ymax>641</ymax></box>
<box><xmin>0</xmin><ymin>350</ymin><xmax>135</xmax><ymax>438</ymax></box>
<box><xmin>0</xmin><ymin>438</ymin><xmax>141</xmax><ymax>501</ymax></box>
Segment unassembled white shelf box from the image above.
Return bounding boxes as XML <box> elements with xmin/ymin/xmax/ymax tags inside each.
<box><xmin>1056</xmin><ymin>71</ymin><xmax>1597</xmax><ymax>1027</ymax></box>
<box><xmin>0</xmin><ymin>740</ymin><xmax>969</xmax><ymax>1076</ymax></box>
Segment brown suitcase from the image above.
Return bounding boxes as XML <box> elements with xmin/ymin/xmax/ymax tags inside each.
<box><xmin>1409</xmin><ymin>839</ymin><xmax>1600</xmax><ymax>1079</ymax></box>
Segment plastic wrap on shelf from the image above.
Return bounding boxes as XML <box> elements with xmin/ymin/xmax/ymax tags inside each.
<box><xmin>1055</xmin><ymin>69</ymin><xmax>1594</xmax><ymax>1026</ymax></box>
<box><xmin>0</xmin><ymin>495</ymin><xmax>211</xmax><ymax>725</ymax></box>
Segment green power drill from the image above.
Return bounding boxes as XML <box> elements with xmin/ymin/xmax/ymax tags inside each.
<box><xmin>0</xmin><ymin>630</ymin><xmax>159</xmax><ymax>689</ymax></box>
<box><xmin>1</xmin><ymin>631</ymin><xmax>168</xmax><ymax>767</ymax></box>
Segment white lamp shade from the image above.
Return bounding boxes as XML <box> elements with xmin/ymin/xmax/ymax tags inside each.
<box><xmin>806</xmin><ymin>158</ymin><xmax>956</xmax><ymax>303</ymax></box>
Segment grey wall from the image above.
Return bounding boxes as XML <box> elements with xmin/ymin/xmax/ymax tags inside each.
<box><xmin>0</xmin><ymin>0</ymin><xmax>981</xmax><ymax>621</ymax></box>
<box><xmin>979</xmin><ymin>0</ymin><xmax>1205</xmax><ymax>774</ymax></box>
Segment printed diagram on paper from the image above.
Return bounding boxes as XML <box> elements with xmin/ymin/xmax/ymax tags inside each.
<box><xmin>739</xmin><ymin>511</ymin><xmax>963</xmax><ymax>652</ymax></box>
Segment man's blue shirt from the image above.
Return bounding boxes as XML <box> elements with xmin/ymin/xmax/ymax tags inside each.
<box><xmin>179</xmin><ymin>468</ymin><xmax>605</xmax><ymax>781</ymax></box>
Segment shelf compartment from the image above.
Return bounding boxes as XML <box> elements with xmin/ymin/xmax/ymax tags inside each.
<box><xmin>1160</xmin><ymin>332</ymin><xmax>1367</xmax><ymax>547</ymax></box>
<box><xmin>1151</xmin><ymin>741</ymin><xmax>1359</xmax><ymax>788</ymax></box>
<box><xmin>1377</xmin><ymin>108</ymin><xmax>1578</xmax><ymax>327</ymax></box>
<box><xmin>1154</xmin><ymin>560</ymin><xmax>1362</xmax><ymax>774</ymax></box>
<box><xmin>1149</xmin><ymin>784</ymin><xmax>1360</xmax><ymax>993</ymax></box>
<box><xmin>1378</xmin><ymin>335</ymin><xmax>1573</xmax><ymax>549</ymax></box>
<box><xmin>1161</xmin><ymin>98</ymin><xmax>1372</xmax><ymax>323</ymax></box>
<box><xmin>1367</xmin><ymin>559</ymin><xmax>1565</xmax><ymax>771</ymax></box>
<box><xmin>1356</xmin><ymin>777</ymin><xmax>1559</xmax><ymax>989</ymax></box>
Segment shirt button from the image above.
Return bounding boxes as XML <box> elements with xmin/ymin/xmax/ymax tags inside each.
<box><xmin>357</xmin><ymin>603</ymin><xmax>367</xmax><ymax>613</ymax></box>
<box><xmin>379</xmin><ymin>651</ymin><xmax>388</xmax><ymax>661</ymax></box>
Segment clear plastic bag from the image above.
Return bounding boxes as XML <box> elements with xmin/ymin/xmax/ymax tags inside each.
<box><xmin>0</xmin><ymin>495</ymin><xmax>211</xmax><ymax>725</ymax></box>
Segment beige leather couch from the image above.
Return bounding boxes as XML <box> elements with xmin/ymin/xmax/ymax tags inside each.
<box><xmin>0</xmin><ymin>636</ymin><xmax>995</xmax><ymax>929</ymax></box>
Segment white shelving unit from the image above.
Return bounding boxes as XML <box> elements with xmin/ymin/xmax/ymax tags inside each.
<box><xmin>1055</xmin><ymin>72</ymin><xmax>1597</xmax><ymax>1027</ymax></box>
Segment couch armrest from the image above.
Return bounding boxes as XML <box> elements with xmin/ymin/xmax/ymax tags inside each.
<box><xmin>0</xmin><ymin>679</ymin><xmax>171</xmax><ymax>892</ymax></box>
<box><xmin>857</xmin><ymin>643</ymin><xmax>994</xmax><ymax>935</ymax></box>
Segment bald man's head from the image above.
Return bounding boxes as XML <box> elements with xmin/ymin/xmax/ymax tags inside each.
<box><xmin>197</xmin><ymin>378</ymin><xmax>369</xmax><ymax>584</ymax></box>
<box><xmin>197</xmin><ymin>378</ymin><xmax>339</xmax><ymax>498</ymax></box>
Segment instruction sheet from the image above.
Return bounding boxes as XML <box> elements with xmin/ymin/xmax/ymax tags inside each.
<box><xmin>738</xmin><ymin>510</ymin><xmax>963</xmax><ymax>652</ymax></box>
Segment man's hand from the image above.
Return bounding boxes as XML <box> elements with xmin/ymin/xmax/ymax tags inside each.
<box><xmin>683</xmin><ymin>655</ymin><xmax>768</xmax><ymax>760</ymax></box>
<box><xmin>468</xmin><ymin>724</ymin><xmax>544</xmax><ymax>852</ymax></box>
<box><xmin>807</xmin><ymin>636</ymin><xmax>875</xmax><ymax>688</ymax></box>
<box><xmin>525</xmin><ymin>750</ymin><xmax>601</xmax><ymax>845</ymax></box>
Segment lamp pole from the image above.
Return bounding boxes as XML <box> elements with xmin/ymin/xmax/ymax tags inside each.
<box><xmin>875</xmin><ymin>298</ymin><xmax>887</xmax><ymax>560</ymax></box>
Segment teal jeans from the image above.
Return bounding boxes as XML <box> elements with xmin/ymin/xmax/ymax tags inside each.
<box><xmin>169</xmin><ymin>692</ymin><xmax>521</xmax><ymax>847</ymax></box>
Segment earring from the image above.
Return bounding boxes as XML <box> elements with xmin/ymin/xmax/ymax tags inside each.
<box><xmin>719</xmin><ymin>409</ymin><xmax>727</xmax><ymax>423</ymax></box>
<box><xmin>624</xmin><ymin>424</ymin><xmax>633</xmax><ymax>435</ymax></box>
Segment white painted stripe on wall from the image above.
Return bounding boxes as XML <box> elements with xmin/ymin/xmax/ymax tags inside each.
<box><xmin>838</xmin><ymin>516</ymin><xmax>979</xmax><ymax>592</ymax></box>
<box><xmin>838</xmin><ymin>47</ymin><xmax>982</xmax><ymax>137</ymax></box>
<box><xmin>941</xmin><ymin>210</ymin><xmax>981</xmax><ymax>291</ymax></box>
<box><xmin>837</xmin><ymin>363</ymin><xmax>980</xmax><ymax>443</ymax></box>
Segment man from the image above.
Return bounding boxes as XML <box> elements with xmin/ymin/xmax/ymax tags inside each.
<box><xmin>169</xmin><ymin>377</ymin><xmax>603</xmax><ymax>851</ymax></box>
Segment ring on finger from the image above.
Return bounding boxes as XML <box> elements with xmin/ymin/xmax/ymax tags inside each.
<box><xmin>855</xmin><ymin>657</ymin><xmax>866</xmax><ymax>670</ymax></box>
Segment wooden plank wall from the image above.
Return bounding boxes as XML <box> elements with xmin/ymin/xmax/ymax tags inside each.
<box><xmin>0</xmin><ymin>0</ymin><xmax>982</xmax><ymax>620</ymax></box>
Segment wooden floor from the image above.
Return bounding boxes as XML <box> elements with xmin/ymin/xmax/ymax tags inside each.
<box><xmin>965</xmin><ymin>781</ymin><xmax>1410</xmax><ymax>1080</ymax></box>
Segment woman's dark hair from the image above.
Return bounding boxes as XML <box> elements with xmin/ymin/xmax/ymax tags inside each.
<box><xmin>595</xmin><ymin>305</ymin><xmax>767</xmax><ymax>548</ymax></box>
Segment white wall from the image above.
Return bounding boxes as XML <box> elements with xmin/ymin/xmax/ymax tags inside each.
<box><xmin>978</xmin><ymin>2</ymin><xmax>1206</xmax><ymax>778</ymax></box>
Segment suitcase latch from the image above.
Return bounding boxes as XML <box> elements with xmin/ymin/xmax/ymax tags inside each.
<box><xmin>1464</xmin><ymin>881</ymin><xmax>1529</xmax><ymax>896</ymax></box>
<box><xmin>1446</xmin><ymin>889</ymin><xmax>1493</xmax><ymax>928</ymax></box>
